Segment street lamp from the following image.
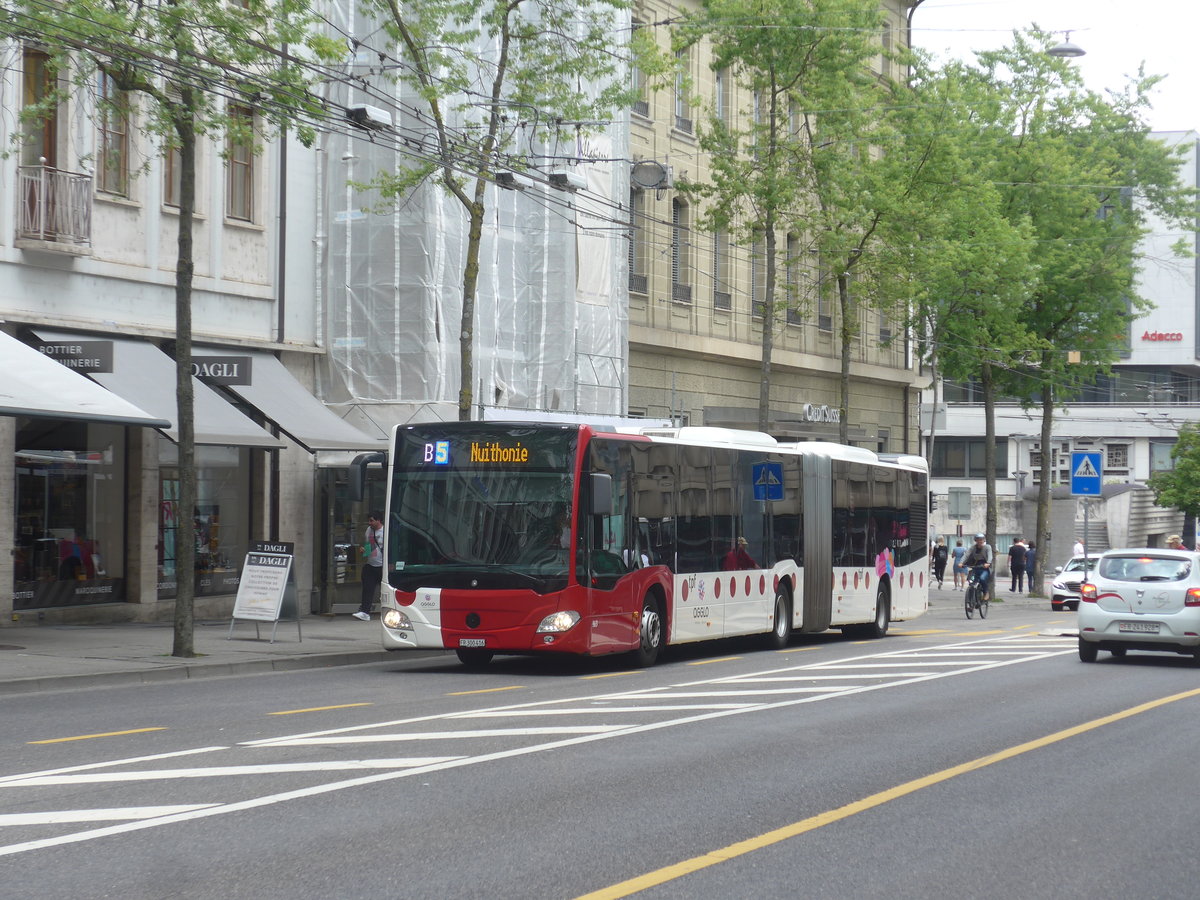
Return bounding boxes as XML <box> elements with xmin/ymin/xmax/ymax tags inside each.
<box><xmin>1048</xmin><ymin>32</ymin><xmax>1086</xmax><ymax>58</ymax></box>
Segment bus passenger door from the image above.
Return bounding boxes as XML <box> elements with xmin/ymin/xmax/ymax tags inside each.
<box><xmin>582</xmin><ymin>455</ymin><xmax>637</xmax><ymax>654</ymax></box>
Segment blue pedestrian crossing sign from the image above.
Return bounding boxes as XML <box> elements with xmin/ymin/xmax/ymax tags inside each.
<box><xmin>752</xmin><ymin>462</ymin><xmax>785</xmax><ymax>501</ymax></box>
<box><xmin>1070</xmin><ymin>451</ymin><xmax>1102</xmax><ymax>496</ymax></box>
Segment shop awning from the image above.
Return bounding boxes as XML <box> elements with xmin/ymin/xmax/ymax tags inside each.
<box><xmin>31</xmin><ymin>331</ymin><xmax>285</xmax><ymax>448</ymax></box>
<box><xmin>0</xmin><ymin>331</ymin><xmax>171</xmax><ymax>427</ymax></box>
<box><xmin>197</xmin><ymin>348</ymin><xmax>385</xmax><ymax>452</ymax></box>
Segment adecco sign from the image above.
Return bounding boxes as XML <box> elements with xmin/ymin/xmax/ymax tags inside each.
<box><xmin>1141</xmin><ymin>331</ymin><xmax>1183</xmax><ymax>342</ymax></box>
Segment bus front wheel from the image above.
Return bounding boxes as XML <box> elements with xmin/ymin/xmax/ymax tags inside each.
<box><xmin>632</xmin><ymin>596</ymin><xmax>663</xmax><ymax>667</ymax></box>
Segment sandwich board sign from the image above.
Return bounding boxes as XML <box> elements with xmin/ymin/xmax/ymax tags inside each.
<box><xmin>1070</xmin><ymin>452</ymin><xmax>1102</xmax><ymax>496</ymax></box>
<box><xmin>229</xmin><ymin>541</ymin><xmax>301</xmax><ymax>642</ymax></box>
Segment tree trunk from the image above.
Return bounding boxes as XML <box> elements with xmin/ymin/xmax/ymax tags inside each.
<box><xmin>172</xmin><ymin>96</ymin><xmax>197</xmax><ymax>658</ymax></box>
<box><xmin>981</xmin><ymin>361</ymin><xmax>997</xmax><ymax>543</ymax></box>
<box><xmin>1033</xmin><ymin>374</ymin><xmax>1056</xmax><ymax>598</ymax></box>
<box><xmin>837</xmin><ymin>271</ymin><xmax>852</xmax><ymax>445</ymax></box>
<box><xmin>457</xmin><ymin>188</ymin><xmax>486</xmax><ymax>422</ymax></box>
<box><xmin>757</xmin><ymin>216</ymin><xmax>777</xmax><ymax>433</ymax></box>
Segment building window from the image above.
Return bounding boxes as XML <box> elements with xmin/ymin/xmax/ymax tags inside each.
<box><xmin>713</xmin><ymin>229</ymin><xmax>731</xmax><ymax>310</ymax></box>
<box><xmin>932</xmin><ymin>438</ymin><xmax>1008</xmax><ymax>479</ymax></box>
<box><xmin>21</xmin><ymin>47</ymin><xmax>57</xmax><ymax>168</ymax></box>
<box><xmin>785</xmin><ymin>233</ymin><xmax>802</xmax><ymax>325</ymax></box>
<box><xmin>96</xmin><ymin>73</ymin><xmax>130</xmax><ymax>197</ymax></box>
<box><xmin>817</xmin><ymin>254</ymin><xmax>832</xmax><ymax>331</ymax></box>
<box><xmin>1106</xmin><ymin>443</ymin><xmax>1129</xmax><ymax>472</ymax></box>
<box><xmin>671</xmin><ymin>198</ymin><xmax>691</xmax><ymax>302</ymax></box>
<box><xmin>716</xmin><ymin>67</ymin><xmax>731</xmax><ymax>127</ymax></box>
<box><xmin>751</xmin><ymin>237</ymin><xmax>766</xmax><ymax>318</ymax></box>
<box><xmin>628</xmin><ymin>189</ymin><xmax>647</xmax><ymax>294</ymax></box>
<box><xmin>1150</xmin><ymin>440</ymin><xmax>1176</xmax><ymax>473</ymax></box>
<box><xmin>674</xmin><ymin>50</ymin><xmax>692</xmax><ymax>134</ymax></box>
<box><xmin>226</xmin><ymin>104</ymin><xmax>254</xmax><ymax>221</ymax></box>
<box><xmin>631</xmin><ymin>20</ymin><xmax>649</xmax><ymax>117</ymax></box>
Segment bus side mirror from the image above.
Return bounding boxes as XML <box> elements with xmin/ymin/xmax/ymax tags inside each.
<box><xmin>590</xmin><ymin>472</ymin><xmax>613</xmax><ymax>517</ymax></box>
<box><xmin>348</xmin><ymin>452</ymin><xmax>387</xmax><ymax>502</ymax></box>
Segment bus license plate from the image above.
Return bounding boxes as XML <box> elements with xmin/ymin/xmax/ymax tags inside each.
<box><xmin>459</xmin><ymin>638</ymin><xmax>486</xmax><ymax>647</ymax></box>
<box><xmin>1119</xmin><ymin>621</ymin><xmax>1160</xmax><ymax>634</ymax></box>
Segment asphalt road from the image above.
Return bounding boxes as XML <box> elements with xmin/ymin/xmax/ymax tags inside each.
<box><xmin>3</xmin><ymin>592</ymin><xmax>1199</xmax><ymax>899</ymax></box>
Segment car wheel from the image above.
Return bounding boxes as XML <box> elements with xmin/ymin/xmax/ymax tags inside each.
<box><xmin>1068</xmin><ymin>601</ymin><xmax>1080</xmax><ymax>612</ymax></box>
<box><xmin>1078</xmin><ymin>638</ymin><xmax>1098</xmax><ymax>663</ymax></box>
<box><xmin>765</xmin><ymin>587</ymin><xmax>792</xmax><ymax>649</ymax></box>
<box><xmin>456</xmin><ymin>647</ymin><xmax>494</xmax><ymax>668</ymax></box>
<box><xmin>1110</xmin><ymin>647</ymin><xmax>1127</xmax><ymax>658</ymax></box>
<box><xmin>1051</xmin><ymin>600</ymin><xmax>1064</xmax><ymax>612</ymax></box>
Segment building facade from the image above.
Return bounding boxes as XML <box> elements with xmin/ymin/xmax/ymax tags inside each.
<box><xmin>626</xmin><ymin>0</ymin><xmax>923</xmax><ymax>449</ymax></box>
<box><xmin>0</xmin><ymin>39</ymin><xmax>382</xmax><ymax>626</ymax></box>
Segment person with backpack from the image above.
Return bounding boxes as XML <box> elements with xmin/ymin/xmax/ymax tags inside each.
<box><xmin>932</xmin><ymin>538</ymin><xmax>949</xmax><ymax>588</ymax></box>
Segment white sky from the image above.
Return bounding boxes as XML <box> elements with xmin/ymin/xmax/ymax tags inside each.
<box><xmin>911</xmin><ymin>0</ymin><xmax>1199</xmax><ymax>133</ymax></box>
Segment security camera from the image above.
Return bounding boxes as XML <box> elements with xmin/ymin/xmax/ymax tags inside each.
<box><xmin>347</xmin><ymin>104</ymin><xmax>392</xmax><ymax>131</ymax></box>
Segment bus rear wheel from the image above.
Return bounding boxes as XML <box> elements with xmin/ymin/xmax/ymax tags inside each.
<box><xmin>863</xmin><ymin>586</ymin><xmax>890</xmax><ymax>639</ymax></box>
<box><xmin>765</xmin><ymin>587</ymin><xmax>791</xmax><ymax>650</ymax></box>
<box><xmin>456</xmin><ymin>647</ymin><xmax>494</xmax><ymax>668</ymax></box>
<box><xmin>632</xmin><ymin>596</ymin><xmax>663</xmax><ymax>667</ymax></box>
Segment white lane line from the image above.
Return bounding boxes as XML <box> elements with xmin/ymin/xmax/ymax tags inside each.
<box><xmin>716</xmin><ymin>673</ymin><xmax>928</xmax><ymax>682</ymax></box>
<box><xmin>452</xmin><ymin>705</ymin><xmax>756</xmax><ymax>716</ymax></box>
<box><xmin>0</xmin><ymin>747</ymin><xmax>228</xmax><ymax>787</ymax></box>
<box><xmin>613</xmin><ymin>687</ymin><xmax>862</xmax><ymax>698</ymax></box>
<box><xmin>808</xmin><ymin>661</ymin><xmax>1005</xmax><ymax>668</ymax></box>
<box><xmin>0</xmin><ymin>638</ymin><xmax>1075</xmax><ymax>858</ymax></box>
<box><xmin>0</xmin><ymin>806</ymin><xmax>219</xmax><ymax>826</ymax></box>
<box><xmin>263</xmin><ymin>726</ymin><xmax>629</xmax><ymax>747</ymax></box>
<box><xmin>2</xmin><ymin>759</ymin><xmax>464</xmax><ymax>787</ymax></box>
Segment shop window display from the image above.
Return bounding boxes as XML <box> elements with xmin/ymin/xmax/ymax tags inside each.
<box><xmin>13</xmin><ymin>418</ymin><xmax>126</xmax><ymax>610</ymax></box>
<box><xmin>157</xmin><ymin>440</ymin><xmax>250</xmax><ymax>598</ymax></box>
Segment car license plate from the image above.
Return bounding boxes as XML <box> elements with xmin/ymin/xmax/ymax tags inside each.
<box><xmin>1118</xmin><ymin>621</ymin><xmax>1160</xmax><ymax>634</ymax></box>
<box><xmin>459</xmin><ymin>638</ymin><xmax>486</xmax><ymax>647</ymax></box>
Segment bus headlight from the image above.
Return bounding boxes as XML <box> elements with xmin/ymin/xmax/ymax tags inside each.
<box><xmin>536</xmin><ymin>610</ymin><xmax>580</xmax><ymax>633</ymax></box>
<box><xmin>383</xmin><ymin>609</ymin><xmax>412</xmax><ymax>630</ymax></box>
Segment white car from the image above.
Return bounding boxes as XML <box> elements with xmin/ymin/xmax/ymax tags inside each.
<box><xmin>1077</xmin><ymin>548</ymin><xmax>1200</xmax><ymax>663</ymax></box>
<box><xmin>1050</xmin><ymin>555</ymin><xmax>1101</xmax><ymax>611</ymax></box>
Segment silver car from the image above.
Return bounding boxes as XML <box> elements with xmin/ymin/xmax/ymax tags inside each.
<box><xmin>1077</xmin><ymin>548</ymin><xmax>1200</xmax><ymax>663</ymax></box>
<box><xmin>1050</xmin><ymin>555</ymin><xmax>1101</xmax><ymax>611</ymax></box>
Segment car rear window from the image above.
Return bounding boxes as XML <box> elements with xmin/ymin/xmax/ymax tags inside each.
<box><xmin>1097</xmin><ymin>556</ymin><xmax>1191</xmax><ymax>582</ymax></box>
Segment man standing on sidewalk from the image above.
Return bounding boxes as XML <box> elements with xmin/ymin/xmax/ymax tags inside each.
<box><xmin>356</xmin><ymin>511</ymin><xmax>384</xmax><ymax>621</ymax></box>
<box><xmin>1008</xmin><ymin>538</ymin><xmax>1028</xmax><ymax>593</ymax></box>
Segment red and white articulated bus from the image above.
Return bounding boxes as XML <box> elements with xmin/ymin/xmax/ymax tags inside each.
<box><xmin>350</xmin><ymin>421</ymin><xmax>929</xmax><ymax>667</ymax></box>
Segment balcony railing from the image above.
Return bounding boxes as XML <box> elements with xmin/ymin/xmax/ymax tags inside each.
<box><xmin>17</xmin><ymin>162</ymin><xmax>92</xmax><ymax>249</ymax></box>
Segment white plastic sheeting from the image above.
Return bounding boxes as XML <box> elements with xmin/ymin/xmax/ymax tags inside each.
<box><xmin>317</xmin><ymin>1</ymin><xmax>630</xmax><ymax>433</ymax></box>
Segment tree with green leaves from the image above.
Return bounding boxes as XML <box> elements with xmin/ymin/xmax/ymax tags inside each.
<box><xmin>953</xmin><ymin>30</ymin><xmax>1194</xmax><ymax>584</ymax></box>
<box><xmin>358</xmin><ymin>0</ymin><xmax>640</xmax><ymax>421</ymax></box>
<box><xmin>9</xmin><ymin>0</ymin><xmax>341</xmax><ymax>655</ymax></box>
<box><xmin>1147</xmin><ymin>423</ymin><xmax>1200</xmax><ymax>548</ymax></box>
<box><xmin>674</xmin><ymin>0</ymin><xmax>896</xmax><ymax>437</ymax></box>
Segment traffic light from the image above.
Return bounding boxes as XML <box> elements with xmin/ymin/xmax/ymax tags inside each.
<box><xmin>929</xmin><ymin>490</ymin><xmax>937</xmax><ymax>511</ymax></box>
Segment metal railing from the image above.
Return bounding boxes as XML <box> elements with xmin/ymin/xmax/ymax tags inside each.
<box><xmin>17</xmin><ymin>161</ymin><xmax>92</xmax><ymax>247</ymax></box>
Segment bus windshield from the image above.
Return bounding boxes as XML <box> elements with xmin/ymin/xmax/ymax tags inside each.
<box><xmin>386</xmin><ymin>425</ymin><xmax>577</xmax><ymax>592</ymax></box>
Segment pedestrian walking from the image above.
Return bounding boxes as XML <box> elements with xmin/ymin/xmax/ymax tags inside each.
<box><xmin>356</xmin><ymin>511</ymin><xmax>384</xmax><ymax>621</ymax></box>
<box><xmin>932</xmin><ymin>538</ymin><xmax>949</xmax><ymax>588</ymax></box>
<box><xmin>1008</xmin><ymin>538</ymin><xmax>1028</xmax><ymax>593</ymax></box>
<box><xmin>951</xmin><ymin>539</ymin><xmax>966</xmax><ymax>589</ymax></box>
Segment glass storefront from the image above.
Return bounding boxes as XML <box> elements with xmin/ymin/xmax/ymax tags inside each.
<box><xmin>13</xmin><ymin>417</ymin><xmax>127</xmax><ymax>610</ymax></box>
<box><xmin>157</xmin><ymin>438</ymin><xmax>250</xmax><ymax>598</ymax></box>
<box><xmin>316</xmin><ymin>465</ymin><xmax>386</xmax><ymax>610</ymax></box>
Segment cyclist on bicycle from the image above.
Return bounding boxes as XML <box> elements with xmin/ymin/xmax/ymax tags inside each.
<box><xmin>962</xmin><ymin>532</ymin><xmax>993</xmax><ymax>599</ymax></box>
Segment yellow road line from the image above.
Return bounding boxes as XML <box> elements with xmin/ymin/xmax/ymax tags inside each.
<box><xmin>686</xmin><ymin>656</ymin><xmax>741</xmax><ymax>666</ymax></box>
<box><xmin>574</xmin><ymin>686</ymin><xmax>1200</xmax><ymax>900</ymax></box>
<box><xmin>952</xmin><ymin>629</ymin><xmax>1005</xmax><ymax>636</ymax></box>
<box><xmin>268</xmin><ymin>703</ymin><xmax>373</xmax><ymax>716</ymax></box>
<box><xmin>776</xmin><ymin>646</ymin><xmax>817</xmax><ymax>654</ymax></box>
<box><xmin>891</xmin><ymin>629</ymin><xmax>950</xmax><ymax>636</ymax></box>
<box><xmin>28</xmin><ymin>727</ymin><xmax>167</xmax><ymax>745</ymax></box>
<box><xmin>447</xmin><ymin>685</ymin><xmax>524</xmax><ymax>696</ymax></box>
<box><xmin>582</xmin><ymin>671</ymin><xmax>645</xmax><ymax>680</ymax></box>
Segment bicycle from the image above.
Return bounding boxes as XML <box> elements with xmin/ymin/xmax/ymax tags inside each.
<box><xmin>964</xmin><ymin>568</ymin><xmax>989</xmax><ymax>619</ymax></box>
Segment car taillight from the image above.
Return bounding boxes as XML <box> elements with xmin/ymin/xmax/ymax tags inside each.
<box><xmin>1185</xmin><ymin>588</ymin><xmax>1200</xmax><ymax>607</ymax></box>
<box><xmin>1080</xmin><ymin>583</ymin><xmax>1098</xmax><ymax>603</ymax></box>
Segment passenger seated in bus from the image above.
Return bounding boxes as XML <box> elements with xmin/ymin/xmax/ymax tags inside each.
<box><xmin>722</xmin><ymin>536</ymin><xmax>758</xmax><ymax>571</ymax></box>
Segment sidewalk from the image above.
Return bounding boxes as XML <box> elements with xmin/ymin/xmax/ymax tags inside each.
<box><xmin>0</xmin><ymin>614</ymin><xmax>438</xmax><ymax>696</ymax></box>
